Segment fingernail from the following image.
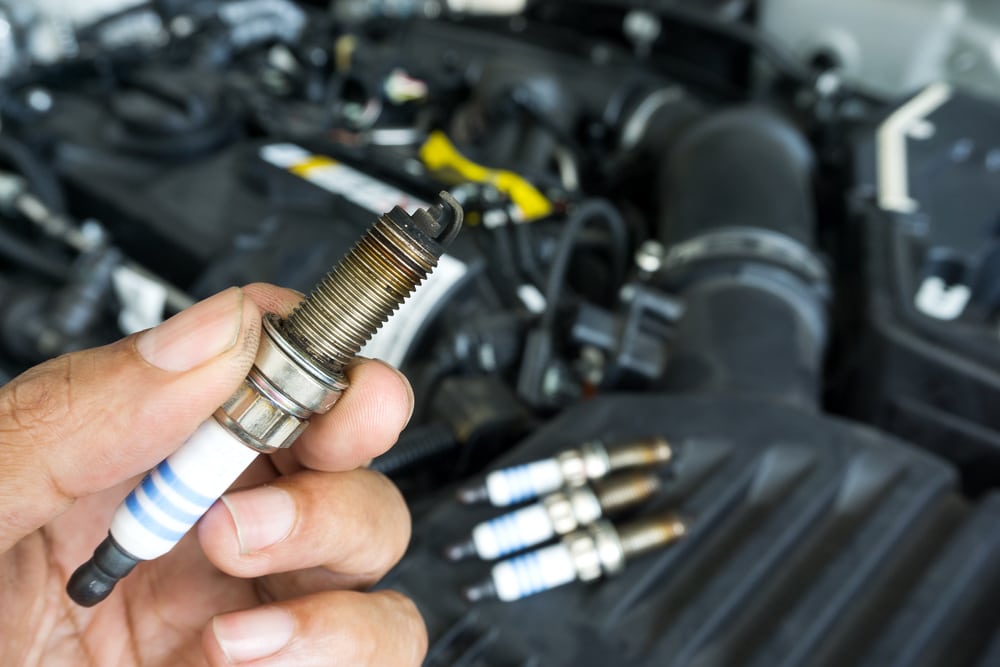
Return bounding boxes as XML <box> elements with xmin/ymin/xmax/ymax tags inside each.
<box><xmin>221</xmin><ymin>485</ymin><xmax>296</xmax><ymax>554</ymax></box>
<box><xmin>137</xmin><ymin>287</ymin><xmax>244</xmax><ymax>372</ymax></box>
<box><xmin>213</xmin><ymin>606</ymin><xmax>295</xmax><ymax>664</ymax></box>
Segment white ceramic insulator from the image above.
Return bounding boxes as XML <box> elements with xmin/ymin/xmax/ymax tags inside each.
<box><xmin>109</xmin><ymin>418</ymin><xmax>259</xmax><ymax>560</ymax></box>
<box><xmin>486</xmin><ymin>459</ymin><xmax>563</xmax><ymax>506</ymax></box>
<box><xmin>491</xmin><ymin>543</ymin><xmax>577</xmax><ymax>602</ymax></box>
<box><xmin>447</xmin><ymin>0</ymin><xmax>526</xmax><ymax>15</ymax></box>
<box><xmin>473</xmin><ymin>503</ymin><xmax>555</xmax><ymax>560</ymax></box>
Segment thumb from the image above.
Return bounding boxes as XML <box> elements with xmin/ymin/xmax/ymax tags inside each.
<box><xmin>0</xmin><ymin>287</ymin><xmax>260</xmax><ymax>553</ymax></box>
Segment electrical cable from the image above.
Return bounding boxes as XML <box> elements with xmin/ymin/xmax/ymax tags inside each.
<box><xmin>369</xmin><ymin>422</ymin><xmax>457</xmax><ymax>475</ymax></box>
<box><xmin>0</xmin><ymin>135</ymin><xmax>66</xmax><ymax>213</ymax></box>
<box><xmin>513</xmin><ymin>221</ymin><xmax>548</xmax><ymax>289</ymax></box>
<box><xmin>540</xmin><ymin>198</ymin><xmax>628</xmax><ymax>334</ymax></box>
<box><xmin>410</xmin><ymin>352</ymin><xmax>460</xmax><ymax>424</ymax></box>
<box><xmin>0</xmin><ymin>226</ymin><xmax>69</xmax><ymax>280</ymax></box>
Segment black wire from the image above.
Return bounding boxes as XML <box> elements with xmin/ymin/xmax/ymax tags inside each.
<box><xmin>490</xmin><ymin>221</ymin><xmax>534</xmax><ymax>294</ymax></box>
<box><xmin>410</xmin><ymin>352</ymin><xmax>460</xmax><ymax>424</ymax></box>
<box><xmin>369</xmin><ymin>422</ymin><xmax>457</xmax><ymax>475</ymax></box>
<box><xmin>0</xmin><ymin>136</ymin><xmax>71</xmax><ymax>278</ymax></box>
<box><xmin>514</xmin><ymin>221</ymin><xmax>547</xmax><ymax>289</ymax></box>
<box><xmin>540</xmin><ymin>198</ymin><xmax>628</xmax><ymax>334</ymax></box>
<box><xmin>0</xmin><ymin>136</ymin><xmax>66</xmax><ymax>213</ymax></box>
<box><xmin>0</xmin><ymin>227</ymin><xmax>70</xmax><ymax>280</ymax></box>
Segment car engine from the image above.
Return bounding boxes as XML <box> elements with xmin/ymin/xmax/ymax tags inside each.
<box><xmin>2</xmin><ymin>1</ymin><xmax>1000</xmax><ymax>665</ymax></box>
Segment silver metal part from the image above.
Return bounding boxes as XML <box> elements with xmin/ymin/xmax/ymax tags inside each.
<box><xmin>593</xmin><ymin>471</ymin><xmax>663</xmax><ymax>515</ymax></box>
<box><xmin>581</xmin><ymin>440</ymin><xmax>613</xmax><ymax>478</ymax></box>
<box><xmin>214</xmin><ymin>380</ymin><xmax>310</xmax><ymax>453</ymax></box>
<box><xmin>556</xmin><ymin>448</ymin><xmax>588</xmax><ymax>487</ymax></box>
<box><xmin>634</xmin><ymin>239</ymin><xmax>667</xmax><ymax>276</ymax></box>
<box><xmin>214</xmin><ymin>193</ymin><xmax>462</xmax><ymax>454</ymax></box>
<box><xmin>564</xmin><ymin>514</ymin><xmax>685</xmax><ymax>583</ymax></box>
<box><xmin>257</xmin><ymin>315</ymin><xmax>346</xmax><ymax>413</ymax></box>
<box><xmin>661</xmin><ymin>226</ymin><xmax>829</xmax><ymax>286</ymax></box>
<box><xmin>562</xmin><ymin>520</ymin><xmax>626</xmax><ymax>582</ymax></box>
<box><xmin>557</xmin><ymin>441</ymin><xmax>612</xmax><ymax>487</ymax></box>
<box><xmin>214</xmin><ymin>318</ymin><xmax>348</xmax><ymax>453</ymax></box>
<box><xmin>617</xmin><ymin>514</ymin><xmax>687</xmax><ymax>561</ymax></box>
<box><xmin>543</xmin><ymin>487</ymin><xmax>603</xmax><ymax>535</ymax></box>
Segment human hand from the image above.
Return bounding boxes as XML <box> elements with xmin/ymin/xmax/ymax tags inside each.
<box><xmin>0</xmin><ymin>285</ymin><xmax>425</xmax><ymax>666</ymax></box>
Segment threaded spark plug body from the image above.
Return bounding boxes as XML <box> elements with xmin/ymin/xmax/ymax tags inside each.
<box><xmin>67</xmin><ymin>194</ymin><xmax>463</xmax><ymax>607</ymax></box>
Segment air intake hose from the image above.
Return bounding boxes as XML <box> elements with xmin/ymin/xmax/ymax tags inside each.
<box><xmin>655</xmin><ymin>109</ymin><xmax>829</xmax><ymax>408</ymax></box>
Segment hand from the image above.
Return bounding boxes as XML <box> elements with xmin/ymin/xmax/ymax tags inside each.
<box><xmin>0</xmin><ymin>285</ymin><xmax>425</xmax><ymax>666</ymax></box>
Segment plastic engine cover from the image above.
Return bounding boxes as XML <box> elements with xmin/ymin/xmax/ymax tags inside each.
<box><xmin>381</xmin><ymin>395</ymin><xmax>1000</xmax><ymax>667</ymax></box>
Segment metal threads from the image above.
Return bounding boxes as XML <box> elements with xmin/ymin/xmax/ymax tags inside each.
<box><xmin>281</xmin><ymin>212</ymin><xmax>440</xmax><ymax>372</ymax></box>
<box><xmin>607</xmin><ymin>436</ymin><xmax>673</xmax><ymax>471</ymax></box>
<box><xmin>595</xmin><ymin>472</ymin><xmax>662</xmax><ymax>514</ymax></box>
<box><xmin>617</xmin><ymin>514</ymin><xmax>686</xmax><ymax>560</ymax></box>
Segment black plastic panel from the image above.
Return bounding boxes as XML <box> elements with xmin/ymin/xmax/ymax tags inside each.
<box><xmin>848</xmin><ymin>90</ymin><xmax>1000</xmax><ymax>490</ymax></box>
<box><xmin>382</xmin><ymin>395</ymin><xmax>1000</xmax><ymax>666</ymax></box>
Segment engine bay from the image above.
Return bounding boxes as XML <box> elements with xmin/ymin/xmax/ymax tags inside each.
<box><xmin>2</xmin><ymin>1</ymin><xmax>1000</xmax><ymax>665</ymax></box>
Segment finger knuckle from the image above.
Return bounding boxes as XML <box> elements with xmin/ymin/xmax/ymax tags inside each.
<box><xmin>382</xmin><ymin>590</ymin><xmax>428</xmax><ymax>666</ymax></box>
<box><xmin>0</xmin><ymin>355</ymin><xmax>75</xmax><ymax>444</ymax></box>
<box><xmin>363</xmin><ymin>474</ymin><xmax>412</xmax><ymax>573</ymax></box>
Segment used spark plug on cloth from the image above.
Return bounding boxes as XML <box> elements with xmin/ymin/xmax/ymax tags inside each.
<box><xmin>65</xmin><ymin>193</ymin><xmax>464</xmax><ymax>607</ymax></box>
<box><xmin>445</xmin><ymin>471</ymin><xmax>662</xmax><ymax>561</ymax></box>
<box><xmin>462</xmin><ymin>513</ymin><xmax>687</xmax><ymax>603</ymax></box>
<box><xmin>456</xmin><ymin>436</ymin><xmax>673</xmax><ymax>507</ymax></box>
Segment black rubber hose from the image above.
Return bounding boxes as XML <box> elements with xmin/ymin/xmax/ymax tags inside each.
<box><xmin>656</xmin><ymin>108</ymin><xmax>827</xmax><ymax>408</ymax></box>
<box><xmin>369</xmin><ymin>422</ymin><xmax>457</xmax><ymax>476</ymax></box>
<box><xmin>659</xmin><ymin>109</ymin><xmax>816</xmax><ymax>247</ymax></box>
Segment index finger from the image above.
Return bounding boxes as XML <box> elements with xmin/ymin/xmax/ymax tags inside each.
<box><xmin>242</xmin><ymin>283</ymin><xmax>414</xmax><ymax>472</ymax></box>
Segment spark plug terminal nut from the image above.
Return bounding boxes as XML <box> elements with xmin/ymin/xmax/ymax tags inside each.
<box><xmin>556</xmin><ymin>440</ymin><xmax>611</xmax><ymax>487</ymax></box>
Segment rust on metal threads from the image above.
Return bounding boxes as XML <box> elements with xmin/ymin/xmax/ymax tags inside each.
<box><xmin>617</xmin><ymin>514</ymin><xmax>687</xmax><ymax>560</ymax></box>
<box><xmin>607</xmin><ymin>436</ymin><xmax>673</xmax><ymax>471</ymax></box>
<box><xmin>594</xmin><ymin>472</ymin><xmax>662</xmax><ymax>514</ymax></box>
<box><xmin>280</xmin><ymin>211</ymin><xmax>442</xmax><ymax>373</ymax></box>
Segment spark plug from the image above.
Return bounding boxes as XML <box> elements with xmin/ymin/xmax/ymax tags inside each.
<box><xmin>445</xmin><ymin>471</ymin><xmax>662</xmax><ymax>561</ymax></box>
<box><xmin>456</xmin><ymin>436</ymin><xmax>672</xmax><ymax>507</ymax></box>
<box><xmin>66</xmin><ymin>193</ymin><xmax>463</xmax><ymax>607</ymax></box>
<box><xmin>462</xmin><ymin>513</ymin><xmax>686</xmax><ymax>603</ymax></box>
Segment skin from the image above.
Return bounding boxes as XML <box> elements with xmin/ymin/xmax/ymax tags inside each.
<box><xmin>0</xmin><ymin>284</ymin><xmax>426</xmax><ymax>666</ymax></box>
